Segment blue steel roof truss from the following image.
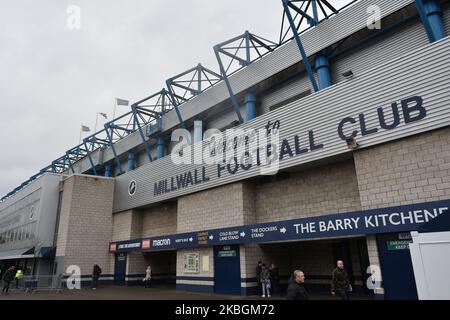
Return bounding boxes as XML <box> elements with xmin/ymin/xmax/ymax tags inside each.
<box><xmin>1</xmin><ymin>0</ymin><xmax>365</xmax><ymax>202</ymax></box>
<box><xmin>214</xmin><ymin>31</ymin><xmax>278</xmax><ymax>124</ymax></box>
<box><xmin>131</xmin><ymin>89</ymin><xmax>175</xmax><ymax>162</ymax></box>
<box><xmin>166</xmin><ymin>64</ymin><xmax>224</xmax><ymax>129</ymax></box>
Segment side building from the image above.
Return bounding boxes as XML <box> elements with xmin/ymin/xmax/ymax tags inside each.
<box><xmin>0</xmin><ymin>173</ymin><xmax>61</xmax><ymax>276</ymax></box>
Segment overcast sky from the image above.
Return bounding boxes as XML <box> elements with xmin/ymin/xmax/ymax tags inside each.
<box><xmin>0</xmin><ymin>0</ymin><xmax>353</xmax><ymax>197</ymax></box>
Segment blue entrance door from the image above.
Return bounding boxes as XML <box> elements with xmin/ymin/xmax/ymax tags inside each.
<box><xmin>114</xmin><ymin>253</ymin><xmax>127</xmax><ymax>286</ymax></box>
<box><xmin>376</xmin><ymin>233</ymin><xmax>418</xmax><ymax>300</ymax></box>
<box><xmin>214</xmin><ymin>245</ymin><xmax>241</xmax><ymax>295</ymax></box>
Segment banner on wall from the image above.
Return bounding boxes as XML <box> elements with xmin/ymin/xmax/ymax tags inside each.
<box><xmin>109</xmin><ymin>199</ymin><xmax>450</xmax><ymax>253</ymax></box>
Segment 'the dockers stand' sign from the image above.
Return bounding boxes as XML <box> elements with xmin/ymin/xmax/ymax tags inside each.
<box><xmin>109</xmin><ymin>199</ymin><xmax>449</xmax><ymax>253</ymax></box>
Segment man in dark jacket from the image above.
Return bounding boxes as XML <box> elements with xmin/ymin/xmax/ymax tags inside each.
<box><xmin>1</xmin><ymin>266</ymin><xmax>16</xmax><ymax>294</ymax></box>
<box><xmin>255</xmin><ymin>261</ymin><xmax>263</xmax><ymax>295</ymax></box>
<box><xmin>92</xmin><ymin>264</ymin><xmax>102</xmax><ymax>290</ymax></box>
<box><xmin>331</xmin><ymin>260</ymin><xmax>351</xmax><ymax>300</ymax></box>
<box><xmin>287</xmin><ymin>270</ymin><xmax>309</xmax><ymax>300</ymax></box>
<box><xmin>269</xmin><ymin>264</ymin><xmax>279</xmax><ymax>296</ymax></box>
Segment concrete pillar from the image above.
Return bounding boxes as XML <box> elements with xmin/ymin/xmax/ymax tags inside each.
<box><xmin>315</xmin><ymin>52</ymin><xmax>332</xmax><ymax>90</ymax></box>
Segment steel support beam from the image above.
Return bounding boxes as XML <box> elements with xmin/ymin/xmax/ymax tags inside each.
<box><xmin>213</xmin><ymin>48</ymin><xmax>245</xmax><ymax>124</ymax></box>
<box><xmin>83</xmin><ymin>139</ymin><xmax>98</xmax><ymax>176</ymax></box>
<box><xmin>281</xmin><ymin>0</ymin><xmax>319</xmax><ymax>92</ymax></box>
<box><xmin>131</xmin><ymin>104</ymin><xmax>153</xmax><ymax>162</ymax></box>
<box><xmin>104</xmin><ymin>123</ymin><xmax>124</xmax><ymax>175</ymax></box>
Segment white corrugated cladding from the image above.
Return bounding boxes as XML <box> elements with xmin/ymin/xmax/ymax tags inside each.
<box><xmin>71</xmin><ymin>0</ymin><xmax>416</xmax><ymax>175</ymax></box>
<box><xmin>331</xmin><ymin>19</ymin><xmax>430</xmax><ymax>83</ymax></box>
<box><xmin>113</xmin><ymin>36</ymin><xmax>450</xmax><ymax>213</ymax></box>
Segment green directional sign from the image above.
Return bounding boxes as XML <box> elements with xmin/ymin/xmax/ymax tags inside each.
<box><xmin>387</xmin><ymin>240</ymin><xmax>412</xmax><ymax>251</ymax></box>
<box><xmin>218</xmin><ymin>250</ymin><xmax>236</xmax><ymax>257</ymax></box>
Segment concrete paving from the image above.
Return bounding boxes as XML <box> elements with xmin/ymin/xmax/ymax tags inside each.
<box><xmin>0</xmin><ymin>285</ymin><xmax>374</xmax><ymax>300</ymax></box>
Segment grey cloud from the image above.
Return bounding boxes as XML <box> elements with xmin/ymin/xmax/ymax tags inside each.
<box><xmin>0</xmin><ymin>0</ymin><xmax>352</xmax><ymax>196</ymax></box>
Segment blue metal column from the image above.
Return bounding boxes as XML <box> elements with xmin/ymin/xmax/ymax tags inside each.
<box><xmin>128</xmin><ymin>153</ymin><xmax>136</xmax><ymax>171</ymax></box>
<box><xmin>416</xmin><ymin>0</ymin><xmax>446</xmax><ymax>42</ymax></box>
<box><xmin>245</xmin><ymin>92</ymin><xmax>257</xmax><ymax>121</ymax></box>
<box><xmin>194</xmin><ymin>120</ymin><xmax>203</xmax><ymax>143</ymax></box>
<box><xmin>104</xmin><ymin>163</ymin><xmax>113</xmax><ymax>177</ymax></box>
<box><xmin>315</xmin><ymin>53</ymin><xmax>332</xmax><ymax>90</ymax></box>
<box><xmin>424</xmin><ymin>0</ymin><xmax>446</xmax><ymax>40</ymax></box>
<box><xmin>157</xmin><ymin>137</ymin><xmax>165</xmax><ymax>159</ymax></box>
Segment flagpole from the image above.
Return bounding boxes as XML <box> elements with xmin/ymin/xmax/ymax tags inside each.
<box><xmin>78</xmin><ymin>126</ymin><xmax>82</xmax><ymax>145</ymax></box>
<box><xmin>113</xmin><ymin>99</ymin><xmax>116</xmax><ymax>120</ymax></box>
<box><xmin>94</xmin><ymin>113</ymin><xmax>99</xmax><ymax>132</ymax></box>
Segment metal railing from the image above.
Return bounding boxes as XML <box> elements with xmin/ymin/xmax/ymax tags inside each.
<box><xmin>18</xmin><ymin>274</ymin><xmax>65</xmax><ymax>294</ymax></box>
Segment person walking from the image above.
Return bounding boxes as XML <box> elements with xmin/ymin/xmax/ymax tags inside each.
<box><xmin>92</xmin><ymin>264</ymin><xmax>102</xmax><ymax>290</ymax></box>
<box><xmin>143</xmin><ymin>265</ymin><xmax>152</xmax><ymax>288</ymax></box>
<box><xmin>14</xmin><ymin>268</ymin><xmax>23</xmax><ymax>289</ymax></box>
<box><xmin>1</xmin><ymin>266</ymin><xmax>16</xmax><ymax>295</ymax></box>
<box><xmin>269</xmin><ymin>264</ymin><xmax>279</xmax><ymax>296</ymax></box>
<box><xmin>331</xmin><ymin>260</ymin><xmax>352</xmax><ymax>300</ymax></box>
<box><xmin>287</xmin><ymin>270</ymin><xmax>309</xmax><ymax>300</ymax></box>
<box><xmin>255</xmin><ymin>261</ymin><xmax>263</xmax><ymax>296</ymax></box>
<box><xmin>260</xmin><ymin>264</ymin><xmax>271</xmax><ymax>298</ymax></box>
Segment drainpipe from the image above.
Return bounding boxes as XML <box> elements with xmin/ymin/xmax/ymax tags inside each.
<box><xmin>157</xmin><ymin>137</ymin><xmax>165</xmax><ymax>159</ymax></box>
<box><xmin>128</xmin><ymin>153</ymin><xmax>136</xmax><ymax>171</ymax></box>
<box><xmin>194</xmin><ymin>120</ymin><xmax>203</xmax><ymax>143</ymax></box>
<box><xmin>104</xmin><ymin>163</ymin><xmax>113</xmax><ymax>177</ymax></box>
<box><xmin>423</xmin><ymin>0</ymin><xmax>446</xmax><ymax>41</ymax></box>
<box><xmin>245</xmin><ymin>92</ymin><xmax>257</xmax><ymax>122</ymax></box>
<box><xmin>315</xmin><ymin>52</ymin><xmax>332</xmax><ymax>90</ymax></box>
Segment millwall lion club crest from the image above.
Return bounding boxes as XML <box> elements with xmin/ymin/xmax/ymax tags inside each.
<box><xmin>128</xmin><ymin>180</ymin><xmax>137</xmax><ymax>196</ymax></box>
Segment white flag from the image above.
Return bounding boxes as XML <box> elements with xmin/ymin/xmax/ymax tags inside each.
<box><xmin>116</xmin><ymin>98</ymin><xmax>129</xmax><ymax>106</ymax></box>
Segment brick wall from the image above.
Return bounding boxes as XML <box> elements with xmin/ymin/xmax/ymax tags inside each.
<box><xmin>127</xmin><ymin>252</ymin><xmax>147</xmax><ymax>275</ymax></box>
<box><xmin>352</xmin><ymin>128</ymin><xmax>450</xmax><ymax>297</ymax></box>
<box><xmin>112</xmin><ymin>210</ymin><xmax>142</xmax><ymax>242</ymax></box>
<box><xmin>55</xmin><ymin>175</ymin><xmax>114</xmax><ymax>275</ymax></box>
<box><xmin>256</xmin><ymin>160</ymin><xmax>362</xmax><ymax>223</ymax></box>
<box><xmin>141</xmin><ymin>203</ymin><xmax>177</xmax><ymax>238</ymax></box>
<box><xmin>177</xmin><ymin>182</ymin><xmax>255</xmax><ymax>233</ymax></box>
<box><xmin>354</xmin><ymin>127</ymin><xmax>450</xmax><ymax>209</ymax></box>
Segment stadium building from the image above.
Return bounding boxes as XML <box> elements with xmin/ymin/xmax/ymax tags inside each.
<box><xmin>1</xmin><ymin>0</ymin><xmax>449</xmax><ymax>300</ymax></box>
